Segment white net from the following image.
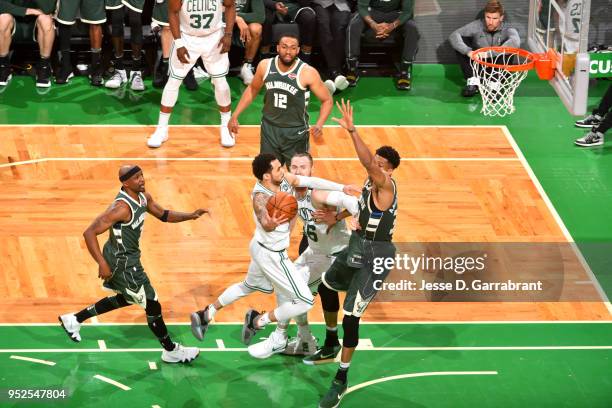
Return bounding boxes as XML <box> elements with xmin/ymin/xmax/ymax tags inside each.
<box><xmin>471</xmin><ymin>49</ymin><xmax>532</xmax><ymax>117</ymax></box>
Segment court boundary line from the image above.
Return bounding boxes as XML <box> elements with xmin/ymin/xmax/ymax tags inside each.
<box><xmin>501</xmin><ymin>126</ymin><xmax>612</xmax><ymax>316</ymax></box>
<box><xmin>0</xmin><ymin>124</ymin><xmax>506</xmax><ymax>128</ymax></box>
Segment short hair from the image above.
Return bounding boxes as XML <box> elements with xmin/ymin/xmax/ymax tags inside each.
<box><xmin>290</xmin><ymin>152</ymin><xmax>313</xmax><ymax>165</ymax></box>
<box><xmin>376</xmin><ymin>146</ymin><xmax>401</xmax><ymax>169</ymax></box>
<box><xmin>278</xmin><ymin>32</ymin><xmax>300</xmax><ymax>46</ymax></box>
<box><xmin>484</xmin><ymin>0</ymin><xmax>504</xmax><ymax>15</ymax></box>
<box><xmin>252</xmin><ymin>153</ymin><xmax>277</xmax><ymax>180</ymax></box>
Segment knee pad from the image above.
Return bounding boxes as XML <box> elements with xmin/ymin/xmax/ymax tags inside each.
<box><xmin>212</xmin><ymin>77</ymin><xmax>231</xmax><ymax>107</ymax></box>
<box><xmin>128</xmin><ymin>9</ymin><xmax>143</xmax><ymax>45</ymax></box>
<box><xmin>111</xmin><ymin>8</ymin><xmax>125</xmax><ymax>38</ymax></box>
<box><xmin>145</xmin><ymin>299</ymin><xmax>162</xmax><ymax>319</ymax></box>
<box><xmin>318</xmin><ymin>282</ymin><xmax>340</xmax><ymax>312</ymax></box>
<box><xmin>342</xmin><ymin>314</ymin><xmax>360</xmax><ymax>348</ymax></box>
<box><xmin>110</xmin><ymin>294</ymin><xmax>130</xmax><ymax>308</ymax></box>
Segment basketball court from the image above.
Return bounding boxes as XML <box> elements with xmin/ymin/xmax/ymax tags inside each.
<box><xmin>0</xmin><ymin>0</ymin><xmax>611</xmax><ymax>406</ymax></box>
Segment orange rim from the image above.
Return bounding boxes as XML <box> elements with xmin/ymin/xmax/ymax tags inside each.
<box><xmin>471</xmin><ymin>47</ymin><xmax>535</xmax><ymax>72</ymax></box>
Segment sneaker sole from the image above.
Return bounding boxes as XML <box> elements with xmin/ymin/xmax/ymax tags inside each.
<box><xmin>162</xmin><ymin>351</ymin><xmax>200</xmax><ymax>364</ymax></box>
<box><xmin>241</xmin><ymin>309</ymin><xmax>257</xmax><ymax>345</ymax></box>
<box><xmin>575</xmin><ymin>123</ymin><xmax>598</xmax><ymax>128</ymax></box>
<box><xmin>190</xmin><ymin>312</ymin><xmax>208</xmax><ymax>341</ymax></box>
<box><xmin>58</xmin><ymin>316</ymin><xmax>80</xmax><ymax>343</ymax></box>
<box><xmin>55</xmin><ymin>73</ymin><xmax>74</xmax><ymax>85</ymax></box>
<box><xmin>575</xmin><ymin>141</ymin><xmax>604</xmax><ymax>147</ymax></box>
<box><xmin>36</xmin><ymin>82</ymin><xmax>51</xmax><ymax>88</ymax></box>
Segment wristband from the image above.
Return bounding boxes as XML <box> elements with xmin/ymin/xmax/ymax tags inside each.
<box><xmin>174</xmin><ymin>38</ymin><xmax>185</xmax><ymax>49</ymax></box>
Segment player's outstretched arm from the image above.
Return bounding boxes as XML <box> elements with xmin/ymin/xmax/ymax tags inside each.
<box><xmin>301</xmin><ymin>66</ymin><xmax>333</xmax><ymax>139</ymax></box>
<box><xmin>284</xmin><ymin>172</ymin><xmax>359</xmax><ymax>195</ymax></box>
<box><xmin>253</xmin><ymin>192</ymin><xmax>288</xmax><ymax>231</ymax></box>
<box><xmin>144</xmin><ymin>192</ymin><xmax>209</xmax><ymax>223</ymax></box>
<box><xmin>83</xmin><ymin>201</ymin><xmax>131</xmax><ymax>280</ymax></box>
<box><xmin>228</xmin><ymin>60</ymin><xmax>268</xmax><ymax>133</ymax></box>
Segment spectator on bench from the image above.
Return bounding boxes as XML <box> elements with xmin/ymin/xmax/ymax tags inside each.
<box><xmin>0</xmin><ymin>0</ymin><xmax>55</xmax><ymax>88</ymax></box>
<box><xmin>55</xmin><ymin>0</ymin><xmax>105</xmax><ymax>86</ymax></box>
<box><xmin>234</xmin><ymin>0</ymin><xmax>265</xmax><ymax>85</ymax></box>
<box><xmin>449</xmin><ymin>0</ymin><xmax>519</xmax><ymax>97</ymax></box>
<box><xmin>260</xmin><ymin>0</ymin><xmax>316</xmax><ymax>63</ymax></box>
<box><xmin>313</xmin><ymin>0</ymin><xmax>351</xmax><ymax>95</ymax></box>
<box><xmin>346</xmin><ymin>0</ymin><xmax>418</xmax><ymax>90</ymax></box>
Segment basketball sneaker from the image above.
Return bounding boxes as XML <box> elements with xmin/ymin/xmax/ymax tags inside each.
<box><xmin>346</xmin><ymin>58</ymin><xmax>359</xmax><ymax>87</ymax></box>
<box><xmin>130</xmin><ymin>70</ymin><xmax>145</xmax><ymax>91</ymax></box>
<box><xmin>161</xmin><ymin>342</ymin><xmax>200</xmax><ymax>363</ymax></box>
<box><xmin>575</xmin><ymin>130</ymin><xmax>604</xmax><ymax>147</ymax></box>
<box><xmin>282</xmin><ymin>333</ymin><xmax>317</xmax><ymax>356</ymax></box>
<box><xmin>462</xmin><ymin>77</ymin><xmax>480</xmax><ymax>97</ymax></box>
<box><xmin>324</xmin><ymin>79</ymin><xmax>336</xmax><ymax>95</ymax></box>
<box><xmin>241</xmin><ymin>309</ymin><xmax>262</xmax><ymax>345</ymax></box>
<box><xmin>303</xmin><ymin>344</ymin><xmax>341</xmax><ymax>365</ymax></box>
<box><xmin>0</xmin><ymin>61</ymin><xmax>11</xmax><ymax>86</ymax></box>
<box><xmin>221</xmin><ymin>125</ymin><xmax>235</xmax><ymax>147</ymax></box>
<box><xmin>334</xmin><ymin>74</ymin><xmax>349</xmax><ymax>92</ymax></box>
<box><xmin>575</xmin><ymin>114</ymin><xmax>602</xmax><ymax>128</ymax></box>
<box><xmin>148</xmin><ymin>126</ymin><xmax>169</xmax><ymax>148</ymax></box>
<box><xmin>239</xmin><ymin>63</ymin><xmax>254</xmax><ymax>85</ymax></box>
<box><xmin>58</xmin><ymin>313</ymin><xmax>82</xmax><ymax>342</ymax></box>
<box><xmin>318</xmin><ymin>379</ymin><xmax>348</xmax><ymax>408</ymax></box>
<box><xmin>247</xmin><ymin>330</ymin><xmax>288</xmax><ymax>359</ymax></box>
<box><xmin>105</xmin><ymin>69</ymin><xmax>128</xmax><ymax>89</ymax></box>
<box><xmin>190</xmin><ymin>306</ymin><xmax>212</xmax><ymax>341</ymax></box>
<box><xmin>36</xmin><ymin>60</ymin><xmax>52</xmax><ymax>88</ymax></box>
<box><xmin>55</xmin><ymin>63</ymin><xmax>74</xmax><ymax>85</ymax></box>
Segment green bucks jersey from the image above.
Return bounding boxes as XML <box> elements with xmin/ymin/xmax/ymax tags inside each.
<box><xmin>262</xmin><ymin>57</ymin><xmax>310</xmax><ymax>128</ymax></box>
<box><xmin>357</xmin><ymin>178</ymin><xmax>397</xmax><ymax>241</ymax></box>
<box><xmin>103</xmin><ymin>189</ymin><xmax>148</xmax><ymax>269</ymax></box>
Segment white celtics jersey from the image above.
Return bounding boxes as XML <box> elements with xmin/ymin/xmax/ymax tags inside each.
<box><xmin>561</xmin><ymin>0</ymin><xmax>582</xmax><ymax>53</ymax></box>
<box><xmin>252</xmin><ymin>179</ymin><xmax>294</xmax><ymax>251</ymax></box>
<box><xmin>297</xmin><ymin>189</ymin><xmax>350</xmax><ymax>256</ymax></box>
<box><xmin>180</xmin><ymin>0</ymin><xmax>224</xmax><ymax>37</ymax></box>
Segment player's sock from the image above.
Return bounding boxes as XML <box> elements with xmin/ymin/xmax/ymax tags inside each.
<box><xmin>113</xmin><ymin>54</ymin><xmax>125</xmax><ymax>70</ymax></box>
<box><xmin>75</xmin><ymin>295</ymin><xmax>129</xmax><ymax>323</ymax></box>
<box><xmin>324</xmin><ymin>325</ymin><xmax>340</xmax><ymax>347</ymax></box>
<box><xmin>157</xmin><ymin>111</ymin><xmax>170</xmax><ymax>128</ymax></box>
<box><xmin>204</xmin><ymin>304</ymin><xmax>217</xmax><ymax>321</ymax></box>
<box><xmin>91</xmin><ymin>48</ymin><xmax>101</xmax><ymax>67</ymax></box>
<box><xmin>220</xmin><ymin>110</ymin><xmax>231</xmax><ymax>126</ymax></box>
<box><xmin>275</xmin><ymin>321</ymin><xmax>288</xmax><ymax>336</ymax></box>
<box><xmin>256</xmin><ymin>312</ymin><xmax>271</xmax><ymax>329</ymax></box>
<box><xmin>148</xmin><ymin>315</ymin><xmax>175</xmax><ymax>351</ymax></box>
<box><xmin>335</xmin><ymin>362</ymin><xmax>350</xmax><ymax>384</ymax></box>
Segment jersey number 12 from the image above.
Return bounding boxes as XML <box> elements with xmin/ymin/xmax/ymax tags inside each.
<box><xmin>274</xmin><ymin>93</ymin><xmax>287</xmax><ymax>109</ymax></box>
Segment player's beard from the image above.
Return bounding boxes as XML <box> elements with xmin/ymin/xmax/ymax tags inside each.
<box><xmin>279</xmin><ymin>53</ymin><xmax>297</xmax><ymax>67</ymax></box>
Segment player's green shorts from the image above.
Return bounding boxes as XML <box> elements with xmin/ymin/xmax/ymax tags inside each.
<box><xmin>11</xmin><ymin>17</ymin><xmax>37</xmax><ymax>43</ymax></box>
<box><xmin>105</xmin><ymin>0</ymin><xmax>123</xmax><ymax>9</ymax></box>
<box><xmin>321</xmin><ymin>232</ymin><xmax>396</xmax><ymax>318</ymax></box>
<box><xmin>152</xmin><ymin>0</ymin><xmax>169</xmax><ymax>26</ymax></box>
<box><xmin>105</xmin><ymin>0</ymin><xmax>146</xmax><ymax>12</ymax></box>
<box><xmin>260</xmin><ymin>119</ymin><xmax>309</xmax><ymax>165</ymax></box>
<box><xmin>56</xmin><ymin>0</ymin><xmax>106</xmax><ymax>25</ymax></box>
<box><xmin>103</xmin><ymin>262</ymin><xmax>158</xmax><ymax>308</ymax></box>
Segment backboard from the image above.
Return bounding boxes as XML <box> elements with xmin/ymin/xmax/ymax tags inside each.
<box><xmin>528</xmin><ymin>0</ymin><xmax>591</xmax><ymax>116</ymax></box>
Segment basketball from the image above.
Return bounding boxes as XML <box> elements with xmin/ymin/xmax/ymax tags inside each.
<box><xmin>266</xmin><ymin>191</ymin><xmax>298</xmax><ymax>220</ymax></box>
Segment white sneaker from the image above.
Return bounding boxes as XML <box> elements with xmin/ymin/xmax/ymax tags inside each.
<box><xmin>161</xmin><ymin>342</ymin><xmax>200</xmax><ymax>363</ymax></box>
<box><xmin>105</xmin><ymin>69</ymin><xmax>127</xmax><ymax>89</ymax></box>
<box><xmin>324</xmin><ymin>79</ymin><xmax>336</xmax><ymax>95</ymax></box>
<box><xmin>239</xmin><ymin>63</ymin><xmax>254</xmax><ymax>85</ymax></box>
<box><xmin>248</xmin><ymin>330</ymin><xmax>287</xmax><ymax>359</ymax></box>
<box><xmin>334</xmin><ymin>75</ymin><xmax>349</xmax><ymax>92</ymax></box>
<box><xmin>575</xmin><ymin>131</ymin><xmax>604</xmax><ymax>147</ymax></box>
<box><xmin>467</xmin><ymin>76</ymin><xmax>480</xmax><ymax>87</ymax></box>
<box><xmin>148</xmin><ymin>126</ymin><xmax>168</xmax><ymax>148</ymax></box>
<box><xmin>58</xmin><ymin>313</ymin><xmax>82</xmax><ymax>342</ymax></box>
<box><xmin>130</xmin><ymin>70</ymin><xmax>145</xmax><ymax>91</ymax></box>
<box><xmin>220</xmin><ymin>125</ymin><xmax>235</xmax><ymax>147</ymax></box>
<box><xmin>282</xmin><ymin>333</ymin><xmax>317</xmax><ymax>356</ymax></box>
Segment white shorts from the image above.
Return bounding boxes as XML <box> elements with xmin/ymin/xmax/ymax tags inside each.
<box><xmin>243</xmin><ymin>238</ymin><xmax>314</xmax><ymax>306</ymax></box>
<box><xmin>169</xmin><ymin>30</ymin><xmax>229</xmax><ymax>80</ymax></box>
<box><xmin>294</xmin><ymin>246</ymin><xmax>338</xmax><ymax>294</ymax></box>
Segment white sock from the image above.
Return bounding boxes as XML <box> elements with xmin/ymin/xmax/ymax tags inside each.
<box><xmin>220</xmin><ymin>110</ymin><xmax>231</xmax><ymax>126</ymax></box>
<box><xmin>339</xmin><ymin>361</ymin><xmax>350</xmax><ymax>369</ymax></box>
<box><xmin>275</xmin><ymin>325</ymin><xmax>287</xmax><ymax>335</ymax></box>
<box><xmin>326</xmin><ymin>325</ymin><xmax>338</xmax><ymax>332</ymax></box>
<box><xmin>256</xmin><ymin>312</ymin><xmax>271</xmax><ymax>329</ymax></box>
<box><xmin>297</xmin><ymin>324</ymin><xmax>311</xmax><ymax>337</ymax></box>
<box><xmin>206</xmin><ymin>304</ymin><xmax>217</xmax><ymax>320</ymax></box>
<box><xmin>158</xmin><ymin>111</ymin><xmax>170</xmax><ymax>128</ymax></box>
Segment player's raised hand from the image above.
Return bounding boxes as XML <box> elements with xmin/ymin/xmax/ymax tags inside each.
<box><xmin>313</xmin><ymin>209</ymin><xmax>337</xmax><ymax>226</ymax></box>
<box><xmin>98</xmin><ymin>261</ymin><xmax>112</xmax><ymax>281</ymax></box>
<box><xmin>228</xmin><ymin>116</ymin><xmax>240</xmax><ymax>135</ymax></box>
<box><xmin>332</xmin><ymin>99</ymin><xmax>355</xmax><ymax>131</ymax></box>
<box><xmin>191</xmin><ymin>208</ymin><xmax>210</xmax><ymax>219</ymax></box>
<box><xmin>177</xmin><ymin>46</ymin><xmax>190</xmax><ymax>64</ymax></box>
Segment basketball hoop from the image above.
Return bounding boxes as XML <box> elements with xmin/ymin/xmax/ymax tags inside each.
<box><xmin>470</xmin><ymin>47</ymin><xmax>556</xmax><ymax>117</ymax></box>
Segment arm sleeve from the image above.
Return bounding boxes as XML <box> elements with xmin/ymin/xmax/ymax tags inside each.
<box><xmin>324</xmin><ymin>192</ymin><xmax>360</xmax><ymax>216</ymax></box>
<box><xmin>501</xmin><ymin>27</ymin><xmax>521</xmax><ymax>48</ymax></box>
<box><xmin>357</xmin><ymin>0</ymin><xmax>369</xmax><ymax>18</ymax></box>
<box><xmin>449</xmin><ymin>20</ymin><xmax>480</xmax><ymax>55</ymax></box>
<box><xmin>239</xmin><ymin>0</ymin><xmax>265</xmax><ymax>23</ymax></box>
<box><xmin>0</xmin><ymin>0</ymin><xmax>27</xmax><ymax>16</ymax></box>
<box><xmin>295</xmin><ymin>176</ymin><xmax>344</xmax><ymax>192</ymax></box>
<box><xmin>398</xmin><ymin>0</ymin><xmax>414</xmax><ymax>24</ymax></box>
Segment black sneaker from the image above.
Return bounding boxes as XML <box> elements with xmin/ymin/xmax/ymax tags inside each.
<box><xmin>318</xmin><ymin>379</ymin><xmax>348</xmax><ymax>408</ymax></box>
<box><xmin>55</xmin><ymin>64</ymin><xmax>74</xmax><ymax>85</ymax></box>
<box><xmin>241</xmin><ymin>309</ymin><xmax>262</xmax><ymax>345</ymax></box>
<box><xmin>575</xmin><ymin>114</ymin><xmax>602</xmax><ymax>128</ymax></box>
<box><xmin>153</xmin><ymin>60</ymin><xmax>169</xmax><ymax>88</ymax></box>
<box><xmin>303</xmin><ymin>344</ymin><xmax>341</xmax><ymax>365</ymax></box>
<box><xmin>346</xmin><ymin>70</ymin><xmax>359</xmax><ymax>87</ymax></box>
<box><xmin>575</xmin><ymin>131</ymin><xmax>604</xmax><ymax>147</ymax></box>
<box><xmin>183</xmin><ymin>67</ymin><xmax>198</xmax><ymax>91</ymax></box>
<box><xmin>190</xmin><ymin>306</ymin><xmax>211</xmax><ymax>341</ymax></box>
<box><xmin>462</xmin><ymin>84</ymin><xmax>479</xmax><ymax>97</ymax></box>
<box><xmin>396</xmin><ymin>71</ymin><xmax>411</xmax><ymax>91</ymax></box>
<box><xmin>36</xmin><ymin>60</ymin><xmax>52</xmax><ymax>88</ymax></box>
<box><xmin>90</xmin><ymin>63</ymin><xmax>104</xmax><ymax>87</ymax></box>
<box><xmin>0</xmin><ymin>62</ymin><xmax>11</xmax><ymax>86</ymax></box>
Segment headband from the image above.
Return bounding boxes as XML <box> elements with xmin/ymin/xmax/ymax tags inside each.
<box><xmin>119</xmin><ymin>166</ymin><xmax>142</xmax><ymax>182</ymax></box>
